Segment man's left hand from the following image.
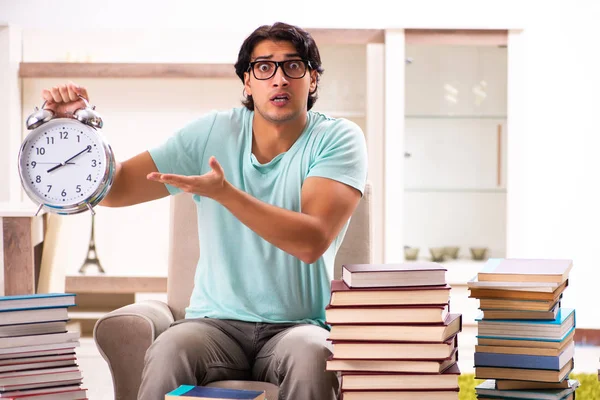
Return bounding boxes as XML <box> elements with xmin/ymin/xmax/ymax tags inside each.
<box><xmin>147</xmin><ymin>156</ymin><xmax>228</xmax><ymax>201</ymax></box>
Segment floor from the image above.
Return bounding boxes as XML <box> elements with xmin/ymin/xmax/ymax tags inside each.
<box><xmin>76</xmin><ymin>326</ymin><xmax>600</xmax><ymax>400</ymax></box>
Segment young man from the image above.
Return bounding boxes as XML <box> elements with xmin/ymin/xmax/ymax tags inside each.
<box><xmin>43</xmin><ymin>22</ymin><xmax>367</xmax><ymax>400</ymax></box>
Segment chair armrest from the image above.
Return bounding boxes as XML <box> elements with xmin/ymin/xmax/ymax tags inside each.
<box><xmin>93</xmin><ymin>300</ymin><xmax>174</xmax><ymax>400</ymax></box>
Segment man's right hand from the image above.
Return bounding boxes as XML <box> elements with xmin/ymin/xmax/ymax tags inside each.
<box><xmin>41</xmin><ymin>82</ymin><xmax>90</xmax><ymax>117</ymax></box>
<box><xmin>40</xmin><ymin>82</ymin><xmax>169</xmax><ymax>208</ymax></box>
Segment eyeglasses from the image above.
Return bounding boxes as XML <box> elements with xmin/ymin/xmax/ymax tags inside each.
<box><xmin>248</xmin><ymin>59</ymin><xmax>312</xmax><ymax>80</ymax></box>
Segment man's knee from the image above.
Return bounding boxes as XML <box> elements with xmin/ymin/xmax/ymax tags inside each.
<box><xmin>144</xmin><ymin>322</ymin><xmax>209</xmax><ymax>366</ymax></box>
<box><xmin>145</xmin><ymin>325</ymin><xmax>184</xmax><ymax>363</ymax></box>
<box><xmin>278</xmin><ymin>325</ymin><xmax>332</xmax><ymax>372</ymax></box>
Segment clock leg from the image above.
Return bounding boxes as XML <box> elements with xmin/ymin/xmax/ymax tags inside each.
<box><xmin>85</xmin><ymin>203</ymin><xmax>95</xmax><ymax>215</ymax></box>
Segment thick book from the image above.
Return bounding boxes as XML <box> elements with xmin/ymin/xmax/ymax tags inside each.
<box><xmin>469</xmin><ymin>280</ymin><xmax>568</xmax><ymax>301</ymax></box>
<box><xmin>0</xmin><ymin>294</ymin><xmax>75</xmax><ymax>312</ymax></box>
<box><xmin>0</xmin><ymin>343</ymin><xmax>79</xmax><ymax>359</ymax></box>
<box><xmin>0</xmin><ymin>366</ymin><xmax>82</xmax><ymax>390</ymax></box>
<box><xmin>0</xmin><ymin>379</ymin><xmax>82</xmax><ymax>393</ymax></box>
<box><xmin>478</xmin><ymin>296</ymin><xmax>561</xmax><ymax>312</ymax></box>
<box><xmin>476</xmin><ymin>308</ymin><xmax>575</xmax><ymax>341</ymax></box>
<box><xmin>480</xmin><ymin>302</ymin><xmax>560</xmax><ymax>320</ymax></box>
<box><xmin>467</xmin><ymin>277</ymin><xmax>562</xmax><ymax>292</ymax></box>
<box><xmin>0</xmin><ymin>353</ymin><xmax>76</xmax><ymax>366</ymax></box>
<box><xmin>328</xmin><ymin>313</ymin><xmax>462</xmax><ymax>343</ymax></box>
<box><xmin>0</xmin><ymin>355</ymin><xmax>77</xmax><ymax>373</ymax></box>
<box><xmin>475</xmin><ymin>378</ymin><xmax>579</xmax><ymax>399</ymax></box>
<box><xmin>0</xmin><ymin>308</ymin><xmax>69</xmax><ymax>326</ymax></box>
<box><xmin>331</xmin><ymin>335</ymin><xmax>457</xmax><ymax>360</ymax></box>
<box><xmin>329</xmin><ymin>280</ymin><xmax>451</xmax><ymax>306</ymax></box>
<box><xmin>495</xmin><ymin>378</ymin><xmax>572</xmax><ymax>390</ymax></box>
<box><xmin>0</xmin><ymin>321</ymin><xmax>68</xmax><ymax>338</ymax></box>
<box><xmin>0</xmin><ymin>332</ymin><xmax>80</xmax><ymax>350</ymax></box>
<box><xmin>341</xmin><ymin>263</ymin><xmax>446</xmax><ymax>288</ymax></box>
<box><xmin>327</xmin><ymin>349</ymin><xmax>457</xmax><ymax>373</ymax></box>
<box><xmin>475</xmin><ymin>337</ymin><xmax>573</xmax><ymax>357</ymax></box>
<box><xmin>477</xmin><ymin>329</ymin><xmax>575</xmax><ymax>350</ymax></box>
<box><xmin>325</xmin><ymin>304</ymin><xmax>449</xmax><ymax>324</ymax></box>
<box><xmin>474</xmin><ymin>341</ymin><xmax>574</xmax><ymax>370</ymax></box>
<box><xmin>341</xmin><ymin>388</ymin><xmax>459</xmax><ymax>400</ymax></box>
<box><xmin>477</xmin><ymin>258</ymin><xmax>572</xmax><ymax>284</ymax></box>
<box><xmin>0</xmin><ymin>387</ymin><xmax>86</xmax><ymax>399</ymax></box>
<box><xmin>340</xmin><ymin>363</ymin><xmax>461</xmax><ymax>391</ymax></box>
<box><xmin>475</xmin><ymin>358</ymin><xmax>573</xmax><ymax>383</ymax></box>
<box><xmin>0</xmin><ymin>385</ymin><xmax>86</xmax><ymax>399</ymax></box>
<box><xmin>165</xmin><ymin>385</ymin><xmax>265</xmax><ymax>400</ymax></box>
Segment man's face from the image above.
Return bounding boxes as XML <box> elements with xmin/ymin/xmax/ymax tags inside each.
<box><xmin>244</xmin><ymin>39</ymin><xmax>317</xmax><ymax>124</ymax></box>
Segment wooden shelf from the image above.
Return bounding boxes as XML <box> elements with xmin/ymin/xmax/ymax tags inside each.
<box><xmin>19</xmin><ymin>62</ymin><xmax>237</xmax><ymax>79</ymax></box>
<box><xmin>65</xmin><ymin>275</ymin><xmax>167</xmax><ymax>293</ymax></box>
<box><xmin>308</xmin><ymin>28</ymin><xmax>384</xmax><ymax>45</ymax></box>
<box><xmin>68</xmin><ymin>310</ymin><xmax>109</xmax><ymax>320</ymax></box>
<box><xmin>18</xmin><ymin>29</ymin><xmax>385</xmax><ymax>79</ymax></box>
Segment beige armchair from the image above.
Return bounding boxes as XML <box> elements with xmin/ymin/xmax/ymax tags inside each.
<box><xmin>94</xmin><ymin>184</ymin><xmax>371</xmax><ymax>400</ymax></box>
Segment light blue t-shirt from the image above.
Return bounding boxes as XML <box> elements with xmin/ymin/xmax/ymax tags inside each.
<box><xmin>149</xmin><ymin>107</ymin><xmax>368</xmax><ymax>327</ymax></box>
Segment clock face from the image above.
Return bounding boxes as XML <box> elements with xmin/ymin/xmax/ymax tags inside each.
<box><xmin>19</xmin><ymin>119</ymin><xmax>108</xmax><ymax>207</ymax></box>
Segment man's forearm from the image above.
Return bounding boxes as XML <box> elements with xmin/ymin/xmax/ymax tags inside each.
<box><xmin>101</xmin><ymin>152</ymin><xmax>169</xmax><ymax>207</ymax></box>
<box><xmin>99</xmin><ymin>161</ymin><xmax>123</xmax><ymax>206</ymax></box>
<box><xmin>217</xmin><ymin>181</ymin><xmax>328</xmax><ymax>264</ymax></box>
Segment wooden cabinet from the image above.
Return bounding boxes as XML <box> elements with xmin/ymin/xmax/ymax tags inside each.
<box><xmin>0</xmin><ymin>204</ymin><xmax>45</xmax><ymax>296</ymax></box>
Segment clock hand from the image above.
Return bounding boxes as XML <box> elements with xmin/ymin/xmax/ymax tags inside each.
<box><xmin>34</xmin><ymin>162</ymin><xmax>76</xmax><ymax>165</ymax></box>
<box><xmin>47</xmin><ymin>145</ymin><xmax>91</xmax><ymax>173</ymax></box>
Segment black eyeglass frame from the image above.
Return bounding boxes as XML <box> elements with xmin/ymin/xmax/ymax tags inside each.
<box><xmin>247</xmin><ymin>59</ymin><xmax>313</xmax><ymax>80</ymax></box>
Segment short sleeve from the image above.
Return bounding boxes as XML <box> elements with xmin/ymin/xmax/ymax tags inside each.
<box><xmin>307</xmin><ymin>119</ymin><xmax>368</xmax><ymax>195</ymax></box>
<box><xmin>148</xmin><ymin>112</ymin><xmax>217</xmax><ymax>195</ymax></box>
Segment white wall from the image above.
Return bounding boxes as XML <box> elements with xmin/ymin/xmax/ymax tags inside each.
<box><xmin>0</xmin><ymin>0</ymin><xmax>527</xmax><ymax>30</ymax></box>
<box><xmin>0</xmin><ymin>25</ymin><xmax>22</xmax><ymax>203</ymax></box>
<box><xmin>3</xmin><ymin>0</ymin><xmax>600</xmax><ymax>326</ymax></box>
<box><xmin>504</xmin><ymin>2</ymin><xmax>600</xmax><ymax>328</ymax></box>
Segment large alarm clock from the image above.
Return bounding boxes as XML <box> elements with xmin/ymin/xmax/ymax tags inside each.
<box><xmin>18</xmin><ymin>95</ymin><xmax>116</xmax><ymax>215</ymax></box>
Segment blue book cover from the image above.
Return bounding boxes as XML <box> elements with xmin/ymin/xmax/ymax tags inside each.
<box><xmin>166</xmin><ymin>385</ymin><xmax>265</xmax><ymax>399</ymax></box>
<box><xmin>476</xmin><ymin>379</ymin><xmax>579</xmax><ymax>400</ymax></box>
<box><xmin>474</xmin><ymin>342</ymin><xmax>575</xmax><ymax>370</ymax></box>
<box><xmin>0</xmin><ymin>293</ymin><xmax>76</xmax><ymax>312</ymax></box>
<box><xmin>475</xmin><ymin>308</ymin><xmax>575</xmax><ymax>326</ymax></box>
<box><xmin>477</xmin><ymin>325</ymin><xmax>576</xmax><ymax>343</ymax></box>
<box><xmin>0</xmin><ymin>293</ymin><xmax>75</xmax><ymax>301</ymax></box>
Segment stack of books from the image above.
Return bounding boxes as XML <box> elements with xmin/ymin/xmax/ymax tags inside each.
<box><xmin>326</xmin><ymin>262</ymin><xmax>463</xmax><ymax>400</ymax></box>
<box><xmin>0</xmin><ymin>293</ymin><xmax>87</xmax><ymax>399</ymax></box>
<box><xmin>469</xmin><ymin>258</ymin><xmax>579</xmax><ymax>399</ymax></box>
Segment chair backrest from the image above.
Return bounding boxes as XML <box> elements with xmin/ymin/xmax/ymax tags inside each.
<box><xmin>167</xmin><ymin>183</ymin><xmax>372</xmax><ymax>321</ymax></box>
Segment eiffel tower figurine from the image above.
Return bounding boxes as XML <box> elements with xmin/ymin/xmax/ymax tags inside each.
<box><xmin>79</xmin><ymin>213</ymin><xmax>105</xmax><ymax>274</ymax></box>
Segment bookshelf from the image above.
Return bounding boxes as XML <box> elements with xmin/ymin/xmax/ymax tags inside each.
<box><xmin>403</xmin><ymin>43</ymin><xmax>508</xmax><ymax>265</ymax></box>
<box><xmin>19</xmin><ymin>62</ymin><xmax>237</xmax><ymax>79</ymax></box>
<box><xmin>65</xmin><ymin>275</ymin><xmax>167</xmax><ymax>293</ymax></box>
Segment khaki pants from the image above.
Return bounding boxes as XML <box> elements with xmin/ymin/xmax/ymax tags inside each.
<box><xmin>137</xmin><ymin>318</ymin><xmax>339</xmax><ymax>400</ymax></box>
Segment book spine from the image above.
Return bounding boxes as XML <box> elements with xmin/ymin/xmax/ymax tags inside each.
<box><xmin>474</xmin><ymin>352</ymin><xmax>560</xmax><ymax>370</ymax></box>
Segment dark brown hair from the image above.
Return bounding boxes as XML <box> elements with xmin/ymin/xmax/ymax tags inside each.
<box><xmin>234</xmin><ymin>22</ymin><xmax>324</xmax><ymax>111</ymax></box>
